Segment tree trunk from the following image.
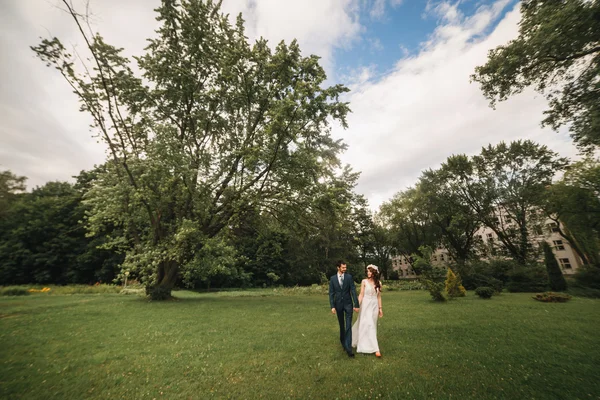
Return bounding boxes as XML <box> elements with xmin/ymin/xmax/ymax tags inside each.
<box><xmin>147</xmin><ymin>260</ymin><xmax>179</xmax><ymax>300</ymax></box>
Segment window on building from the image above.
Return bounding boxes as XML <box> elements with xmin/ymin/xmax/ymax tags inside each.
<box><xmin>505</xmin><ymin>217</ymin><xmax>512</xmax><ymax>224</ymax></box>
<box><xmin>553</xmin><ymin>240</ymin><xmax>565</xmax><ymax>251</ymax></box>
<box><xmin>440</xmin><ymin>254</ymin><xmax>445</xmax><ymax>261</ymax></box>
<box><xmin>432</xmin><ymin>255</ymin><xmax>437</xmax><ymax>262</ymax></box>
<box><xmin>559</xmin><ymin>258</ymin><xmax>572</xmax><ymax>269</ymax></box>
<box><xmin>547</xmin><ymin>222</ymin><xmax>560</xmax><ymax>233</ymax></box>
<box><xmin>487</xmin><ymin>233</ymin><xmax>494</xmax><ymax>240</ymax></box>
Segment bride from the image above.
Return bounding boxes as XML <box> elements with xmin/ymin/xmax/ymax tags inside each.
<box><xmin>352</xmin><ymin>264</ymin><xmax>383</xmax><ymax>357</ymax></box>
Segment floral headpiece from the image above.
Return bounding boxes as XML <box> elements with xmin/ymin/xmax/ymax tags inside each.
<box><xmin>367</xmin><ymin>264</ymin><xmax>379</xmax><ymax>272</ymax></box>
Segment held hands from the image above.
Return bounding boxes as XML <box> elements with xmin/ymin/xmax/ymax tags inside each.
<box><xmin>353</xmin><ymin>308</ymin><xmax>360</xmax><ymax>312</ymax></box>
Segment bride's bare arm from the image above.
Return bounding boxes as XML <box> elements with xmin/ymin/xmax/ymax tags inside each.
<box><xmin>377</xmin><ymin>288</ymin><xmax>383</xmax><ymax>317</ymax></box>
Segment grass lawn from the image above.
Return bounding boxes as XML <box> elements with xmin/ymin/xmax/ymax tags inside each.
<box><xmin>1</xmin><ymin>290</ymin><xmax>599</xmax><ymax>399</ymax></box>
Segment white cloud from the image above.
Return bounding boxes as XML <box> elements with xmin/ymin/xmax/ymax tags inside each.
<box><xmin>221</xmin><ymin>0</ymin><xmax>362</xmax><ymax>72</ymax></box>
<box><xmin>368</xmin><ymin>0</ymin><xmax>404</xmax><ymax>20</ymax></box>
<box><xmin>333</xmin><ymin>1</ymin><xmax>580</xmax><ymax>210</ymax></box>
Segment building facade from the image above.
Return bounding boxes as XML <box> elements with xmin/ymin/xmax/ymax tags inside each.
<box><xmin>391</xmin><ymin>216</ymin><xmax>583</xmax><ymax>278</ymax></box>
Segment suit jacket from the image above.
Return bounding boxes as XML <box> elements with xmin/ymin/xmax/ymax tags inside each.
<box><xmin>329</xmin><ymin>273</ymin><xmax>359</xmax><ymax>310</ymax></box>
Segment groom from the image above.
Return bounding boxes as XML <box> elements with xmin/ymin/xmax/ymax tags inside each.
<box><xmin>329</xmin><ymin>260</ymin><xmax>360</xmax><ymax>357</ymax></box>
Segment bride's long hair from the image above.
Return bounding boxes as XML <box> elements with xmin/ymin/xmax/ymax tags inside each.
<box><xmin>367</xmin><ymin>265</ymin><xmax>381</xmax><ymax>292</ymax></box>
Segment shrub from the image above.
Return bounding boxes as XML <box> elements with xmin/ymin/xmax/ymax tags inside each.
<box><xmin>380</xmin><ymin>280</ymin><xmax>424</xmax><ymax>291</ymax></box>
<box><xmin>475</xmin><ymin>287</ymin><xmax>494</xmax><ymax>299</ymax></box>
<box><xmin>572</xmin><ymin>265</ymin><xmax>600</xmax><ymax>290</ymax></box>
<box><xmin>488</xmin><ymin>277</ymin><xmax>504</xmax><ymax>294</ymax></box>
<box><xmin>567</xmin><ymin>286</ymin><xmax>600</xmax><ymax>298</ymax></box>
<box><xmin>0</xmin><ymin>287</ymin><xmax>30</xmax><ymax>296</ymax></box>
<box><xmin>445</xmin><ymin>268</ymin><xmax>466</xmax><ymax>298</ymax></box>
<box><xmin>532</xmin><ymin>292</ymin><xmax>572</xmax><ymax>303</ymax></box>
<box><xmin>422</xmin><ymin>279</ymin><xmax>446</xmax><ymax>302</ymax></box>
<box><xmin>507</xmin><ymin>265</ymin><xmax>548</xmax><ymax>293</ymax></box>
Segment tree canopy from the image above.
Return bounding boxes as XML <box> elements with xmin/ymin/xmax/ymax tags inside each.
<box><xmin>472</xmin><ymin>0</ymin><xmax>600</xmax><ymax>152</ymax></box>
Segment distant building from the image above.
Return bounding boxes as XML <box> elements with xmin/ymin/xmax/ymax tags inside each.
<box><xmin>391</xmin><ymin>215</ymin><xmax>583</xmax><ymax>278</ymax></box>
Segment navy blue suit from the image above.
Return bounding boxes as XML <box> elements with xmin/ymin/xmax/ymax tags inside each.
<box><xmin>329</xmin><ymin>273</ymin><xmax>359</xmax><ymax>352</ymax></box>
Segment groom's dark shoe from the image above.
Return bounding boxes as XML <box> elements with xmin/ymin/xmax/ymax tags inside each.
<box><xmin>346</xmin><ymin>349</ymin><xmax>355</xmax><ymax>358</ymax></box>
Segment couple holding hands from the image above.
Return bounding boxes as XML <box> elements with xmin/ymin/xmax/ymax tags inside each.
<box><xmin>329</xmin><ymin>261</ymin><xmax>383</xmax><ymax>358</ymax></box>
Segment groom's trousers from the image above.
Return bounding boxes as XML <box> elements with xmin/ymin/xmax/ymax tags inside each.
<box><xmin>336</xmin><ymin>304</ymin><xmax>353</xmax><ymax>351</ymax></box>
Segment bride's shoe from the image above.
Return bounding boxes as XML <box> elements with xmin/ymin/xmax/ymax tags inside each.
<box><xmin>375</xmin><ymin>352</ymin><xmax>382</xmax><ymax>358</ymax></box>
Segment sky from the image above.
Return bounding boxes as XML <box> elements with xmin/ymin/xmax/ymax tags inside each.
<box><xmin>0</xmin><ymin>0</ymin><xmax>580</xmax><ymax>210</ymax></box>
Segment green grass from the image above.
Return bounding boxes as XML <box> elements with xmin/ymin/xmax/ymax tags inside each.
<box><xmin>1</xmin><ymin>290</ymin><xmax>599</xmax><ymax>399</ymax></box>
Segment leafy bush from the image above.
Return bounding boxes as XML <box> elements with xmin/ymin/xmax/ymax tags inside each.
<box><xmin>422</xmin><ymin>279</ymin><xmax>447</xmax><ymax>302</ymax></box>
<box><xmin>0</xmin><ymin>287</ymin><xmax>30</xmax><ymax>296</ymax></box>
<box><xmin>459</xmin><ymin>259</ymin><xmax>514</xmax><ymax>290</ymax></box>
<box><xmin>445</xmin><ymin>268</ymin><xmax>466</xmax><ymax>298</ymax></box>
<box><xmin>487</xmin><ymin>277</ymin><xmax>504</xmax><ymax>294</ymax></box>
<box><xmin>532</xmin><ymin>292</ymin><xmax>572</xmax><ymax>303</ymax></box>
<box><xmin>475</xmin><ymin>287</ymin><xmax>494</xmax><ymax>299</ymax></box>
<box><xmin>0</xmin><ymin>284</ymin><xmax>120</xmax><ymax>295</ymax></box>
<box><xmin>507</xmin><ymin>265</ymin><xmax>548</xmax><ymax>293</ymax></box>
<box><xmin>381</xmin><ymin>280</ymin><xmax>424</xmax><ymax>291</ymax></box>
<box><xmin>567</xmin><ymin>286</ymin><xmax>600</xmax><ymax>298</ymax></box>
<box><xmin>572</xmin><ymin>265</ymin><xmax>600</xmax><ymax>290</ymax></box>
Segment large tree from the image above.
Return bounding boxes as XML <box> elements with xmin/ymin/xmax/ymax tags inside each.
<box><xmin>379</xmin><ymin>187</ymin><xmax>440</xmax><ymax>263</ymax></box>
<box><xmin>418</xmin><ymin>169</ymin><xmax>481</xmax><ymax>264</ymax></box>
<box><xmin>543</xmin><ymin>158</ymin><xmax>600</xmax><ymax>267</ymax></box>
<box><xmin>32</xmin><ymin>0</ymin><xmax>350</xmax><ymax>298</ymax></box>
<box><xmin>439</xmin><ymin>140</ymin><xmax>568</xmax><ymax>264</ymax></box>
<box><xmin>472</xmin><ymin>0</ymin><xmax>600</xmax><ymax>152</ymax></box>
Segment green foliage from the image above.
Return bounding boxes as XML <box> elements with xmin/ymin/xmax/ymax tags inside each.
<box><xmin>0</xmin><ymin>178</ymin><xmax>123</xmax><ymax>286</ymax></box>
<box><xmin>419</xmin><ymin>168</ymin><xmax>481</xmax><ymax>264</ymax></box>
<box><xmin>0</xmin><ymin>284</ymin><xmax>121</xmax><ymax>295</ymax></box>
<box><xmin>379</xmin><ymin>189</ymin><xmax>441</xmax><ymax>260</ymax></box>
<box><xmin>0</xmin><ymin>287</ymin><xmax>30</xmax><ymax>296</ymax></box>
<box><xmin>412</xmin><ymin>246</ymin><xmax>445</xmax><ymax>280</ymax></box>
<box><xmin>542</xmin><ymin>242</ymin><xmax>567</xmax><ymax>291</ymax></box>
<box><xmin>507</xmin><ymin>265</ymin><xmax>549</xmax><ymax>293</ymax></box>
<box><xmin>543</xmin><ymin>160</ymin><xmax>600</xmax><ymax>266</ymax></box>
<box><xmin>532</xmin><ymin>292</ymin><xmax>572</xmax><ymax>303</ymax></box>
<box><xmin>475</xmin><ymin>287</ymin><xmax>494</xmax><ymax>299</ymax></box>
<box><xmin>565</xmin><ymin>263</ymin><xmax>600</xmax><ymax>298</ymax></box>
<box><xmin>438</xmin><ymin>141</ymin><xmax>568</xmax><ymax>264</ymax></box>
<box><xmin>422</xmin><ymin>279</ymin><xmax>447</xmax><ymax>302</ymax></box>
<box><xmin>179</xmin><ymin>235</ymin><xmax>239</xmax><ymax>289</ymax></box>
<box><xmin>445</xmin><ymin>267</ymin><xmax>467</xmax><ymax>298</ymax></box>
<box><xmin>380</xmin><ymin>280</ymin><xmax>424</xmax><ymax>291</ymax></box>
<box><xmin>472</xmin><ymin>0</ymin><xmax>600</xmax><ymax>152</ymax></box>
<box><xmin>0</xmin><ymin>170</ymin><xmax>26</xmax><ymax>218</ymax></box>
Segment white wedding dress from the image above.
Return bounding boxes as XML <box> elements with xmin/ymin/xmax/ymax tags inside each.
<box><xmin>351</xmin><ymin>280</ymin><xmax>379</xmax><ymax>354</ymax></box>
